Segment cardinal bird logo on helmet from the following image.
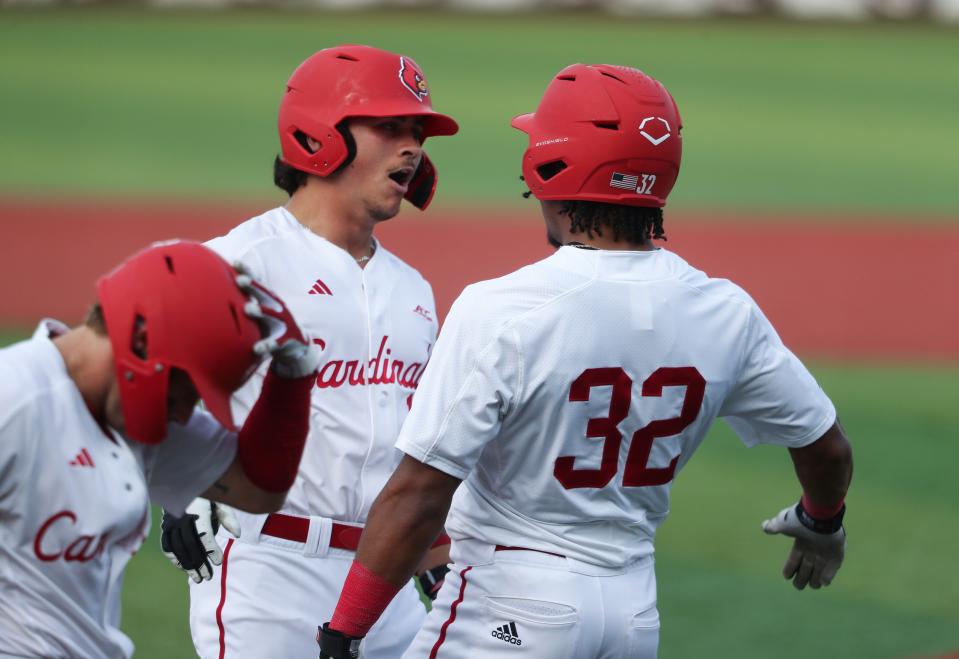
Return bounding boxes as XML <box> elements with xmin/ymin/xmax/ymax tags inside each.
<box><xmin>399</xmin><ymin>57</ymin><xmax>429</xmax><ymax>102</ymax></box>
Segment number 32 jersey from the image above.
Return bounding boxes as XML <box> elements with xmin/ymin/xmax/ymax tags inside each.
<box><xmin>396</xmin><ymin>246</ymin><xmax>836</xmax><ymax>568</ymax></box>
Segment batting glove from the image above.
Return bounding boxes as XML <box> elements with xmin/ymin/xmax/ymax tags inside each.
<box><xmin>160</xmin><ymin>498</ymin><xmax>241</xmax><ymax>583</ymax></box>
<box><xmin>317</xmin><ymin>623</ymin><xmax>363</xmax><ymax>659</ymax></box>
<box><xmin>234</xmin><ymin>263</ymin><xmax>321</xmax><ymax>379</ymax></box>
<box><xmin>762</xmin><ymin>500</ymin><xmax>846</xmax><ymax>590</ymax></box>
<box><xmin>417</xmin><ymin>564</ymin><xmax>450</xmax><ymax>601</ymax></box>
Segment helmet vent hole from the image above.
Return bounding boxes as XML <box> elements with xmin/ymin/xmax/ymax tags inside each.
<box><xmin>536</xmin><ymin>160</ymin><xmax>568</xmax><ymax>181</ymax></box>
<box><xmin>557</xmin><ymin>74</ymin><xmax>576</xmax><ymax>82</ymax></box>
<box><xmin>164</xmin><ymin>256</ymin><xmax>175</xmax><ymax>274</ymax></box>
<box><xmin>599</xmin><ymin>70</ymin><xmax>625</xmax><ymax>83</ymax></box>
<box><xmin>593</xmin><ymin>122</ymin><xmax>619</xmax><ymax>131</ymax></box>
<box><xmin>334</xmin><ymin>53</ymin><xmax>359</xmax><ymax>62</ymax></box>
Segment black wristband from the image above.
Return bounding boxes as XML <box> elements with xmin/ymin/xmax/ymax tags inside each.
<box><xmin>317</xmin><ymin>623</ymin><xmax>362</xmax><ymax>659</ymax></box>
<box><xmin>795</xmin><ymin>500</ymin><xmax>845</xmax><ymax>534</ymax></box>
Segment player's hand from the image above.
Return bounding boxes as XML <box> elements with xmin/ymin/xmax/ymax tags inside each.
<box><xmin>317</xmin><ymin>623</ymin><xmax>363</xmax><ymax>659</ymax></box>
<box><xmin>234</xmin><ymin>262</ymin><xmax>321</xmax><ymax>379</ymax></box>
<box><xmin>160</xmin><ymin>498</ymin><xmax>241</xmax><ymax>583</ymax></box>
<box><xmin>762</xmin><ymin>500</ymin><xmax>845</xmax><ymax>590</ymax></box>
<box><xmin>417</xmin><ymin>564</ymin><xmax>450</xmax><ymax>601</ymax></box>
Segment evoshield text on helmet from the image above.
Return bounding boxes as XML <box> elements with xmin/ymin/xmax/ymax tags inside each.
<box><xmin>278</xmin><ymin>44</ymin><xmax>459</xmax><ymax>211</ymax></box>
<box><xmin>512</xmin><ymin>64</ymin><xmax>682</xmax><ymax>208</ymax></box>
<box><xmin>97</xmin><ymin>241</ymin><xmax>263</xmax><ymax>445</ymax></box>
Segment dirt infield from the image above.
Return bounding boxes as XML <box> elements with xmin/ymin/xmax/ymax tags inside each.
<box><xmin>2</xmin><ymin>199</ymin><xmax>957</xmax><ymax>362</ymax></box>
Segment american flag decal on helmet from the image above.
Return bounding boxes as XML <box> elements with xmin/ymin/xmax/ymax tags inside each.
<box><xmin>609</xmin><ymin>172</ymin><xmax>639</xmax><ymax>191</ymax></box>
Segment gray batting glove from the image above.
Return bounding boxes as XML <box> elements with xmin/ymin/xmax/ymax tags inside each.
<box><xmin>762</xmin><ymin>501</ymin><xmax>845</xmax><ymax>590</ymax></box>
<box><xmin>233</xmin><ymin>263</ymin><xmax>322</xmax><ymax>379</ymax></box>
<box><xmin>160</xmin><ymin>498</ymin><xmax>241</xmax><ymax>583</ymax></box>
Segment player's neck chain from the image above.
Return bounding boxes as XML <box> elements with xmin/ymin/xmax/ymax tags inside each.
<box><xmin>355</xmin><ymin>241</ymin><xmax>377</xmax><ymax>263</ymax></box>
<box><xmin>566</xmin><ymin>242</ymin><xmax>599</xmax><ymax>250</ymax></box>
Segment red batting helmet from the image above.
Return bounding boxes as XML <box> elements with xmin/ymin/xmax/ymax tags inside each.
<box><xmin>512</xmin><ymin>64</ymin><xmax>682</xmax><ymax>208</ymax></box>
<box><xmin>97</xmin><ymin>241</ymin><xmax>262</xmax><ymax>444</ymax></box>
<box><xmin>278</xmin><ymin>44</ymin><xmax>459</xmax><ymax>210</ymax></box>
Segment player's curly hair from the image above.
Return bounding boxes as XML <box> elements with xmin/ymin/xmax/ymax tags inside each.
<box><xmin>561</xmin><ymin>201</ymin><xmax>666</xmax><ymax>243</ymax></box>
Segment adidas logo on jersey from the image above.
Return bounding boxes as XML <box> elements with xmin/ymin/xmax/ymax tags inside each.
<box><xmin>69</xmin><ymin>448</ymin><xmax>95</xmax><ymax>468</ymax></box>
<box><xmin>308</xmin><ymin>278</ymin><xmax>333</xmax><ymax>296</ymax></box>
<box><xmin>491</xmin><ymin>621</ymin><xmax>522</xmax><ymax>646</ymax></box>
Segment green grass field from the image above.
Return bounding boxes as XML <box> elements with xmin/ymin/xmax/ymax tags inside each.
<box><xmin>111</xmin><ymin>362</ymin><xmax>959</xmax><ymax>659</ymax></box>
<box><xmin>1</xmin><ymin>9</ymin><xmax>958</xmax><ymax>215</ymax></box>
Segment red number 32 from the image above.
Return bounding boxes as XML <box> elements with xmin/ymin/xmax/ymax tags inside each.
<box><xmin>554</xmin><ymin>367</ymin><xmax>705</xmax><ymax>490</ymax></box>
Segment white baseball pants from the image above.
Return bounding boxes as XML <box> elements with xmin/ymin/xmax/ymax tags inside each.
<box><xmin>188</xmin><ymin>524</ymin><xmax>426</xmax><ymax>659</ymax></box>
<box><xmin>401</xmin><ymin>541</ymin><xmax>659</xmax><ymax>659</ymax></box>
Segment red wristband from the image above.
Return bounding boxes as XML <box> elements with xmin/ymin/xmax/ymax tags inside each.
<box><xmin>800</xmin><ymin>493</ymin><xmax>845</xmax><ymax>519</ymax></box>
<box><xmin>330</xmin><ymin>561</ymin><xmax>401</xmax><ymax>638</ymax></box>
<box><xmin>237</xmin><ymin>370</ymin><xmax>312</xmax><ymax>492</ymax></box>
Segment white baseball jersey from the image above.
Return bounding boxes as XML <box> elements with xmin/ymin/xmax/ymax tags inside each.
<box><xmin>187</xmin><ymin>206</ymin><xmax>438</xmax><ymax>659</ymax></box>
<box><xmin>0</xmin><ymin>321</ymin><xmax>237</xmax><ymax>659</ymax></box>
<box><xmin>204</xmin><ymin>206</ymin><xmax>438</xmax><ymax>526</ymax></box>
<box><xmin>397</xmin><ymin>245</ymin><xmax>836</xmax><ymax>569</ymax></box>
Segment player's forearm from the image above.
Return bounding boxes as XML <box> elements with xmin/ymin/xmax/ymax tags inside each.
<box><xmin>788</xmin><ymin>420</ymin><xmax>853</xmax><ymax>512</ymax></box>
<box><xmin>327</xmin><ymin>502</ymin><xmax>443</xmax><ymax>639</ymax></box>
<box><xmin>327</xmin><ymin>456</ymin><xmax>460</xmax><ymax>639</ymax></box>
<box><xmin>356</xmin><ymin>461</ymin><xmax>457</xmax><ymax>586</ymax></box>
<box><xmin>355</xmin><ymin>491</ymin><xmax>448</xmax><ymax>586</ymax></box>
<box><xmin>203</xmin><ymin>459</ymin><xmax>286</xmax><ymax>513</ymax></box>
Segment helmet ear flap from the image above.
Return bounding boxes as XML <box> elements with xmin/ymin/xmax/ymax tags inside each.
<box><xmin>405</xmin><ymin>153</ymin><xmax>438</xmax><ymax>210</ymax></box>
<box><xmin>278</xmin><ymin>109</ymin><xmax>349</xmax><ymax>178</ymax></box>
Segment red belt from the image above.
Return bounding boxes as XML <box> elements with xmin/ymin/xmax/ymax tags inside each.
<box><xmin>261</xmin><ymin>513</ymin><xmax>450</xmax><ymax>550</ymax></box>
<box><xmin>495</xmin><ymin>545</ymin><xmax>566</xmax><ymax>559</ymax></box>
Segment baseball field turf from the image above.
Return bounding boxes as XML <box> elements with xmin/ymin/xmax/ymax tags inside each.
<box><xmin>1</xmin><ymin>8</ymin><xmax>957</xmax><ymax>659</ymax></box>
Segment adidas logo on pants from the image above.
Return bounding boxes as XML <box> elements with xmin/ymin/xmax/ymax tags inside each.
<box><xmin>492</xmin><ymin>621</ymin><xmax>522</xmax><ymax>645</ymax></box>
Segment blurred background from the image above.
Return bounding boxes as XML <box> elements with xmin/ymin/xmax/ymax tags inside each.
<box><xmin>1</xmin><ymin>2</ymin><xmax>957</xmax><ymax>658</ymax></box>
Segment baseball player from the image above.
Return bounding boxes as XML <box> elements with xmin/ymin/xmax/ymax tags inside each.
<box><xmin>0</xmin><ymin>240</ymin><xmax>319</xmax><ymax>659</ymax></box>
<box><xmin>158</xmin><ymin>45</ymin><xmax>458</xmax><ymax>658</ymax></box>
<box><xmin>317</xmin><ymin>63</ymin><xmax>854</xmax><ymax>659</ymax></box>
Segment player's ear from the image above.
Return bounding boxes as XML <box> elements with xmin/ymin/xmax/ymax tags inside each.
<box><xmin>305</xmin><ymin>135</ymin><xmax>322</xmax><ymax>153</ymax></box>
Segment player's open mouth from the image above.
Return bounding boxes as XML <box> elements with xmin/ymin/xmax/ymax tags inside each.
<box><xmin>387</xmin><ymin>166</ymin><xmax>414</xmax><ymax>193</ymax></box>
